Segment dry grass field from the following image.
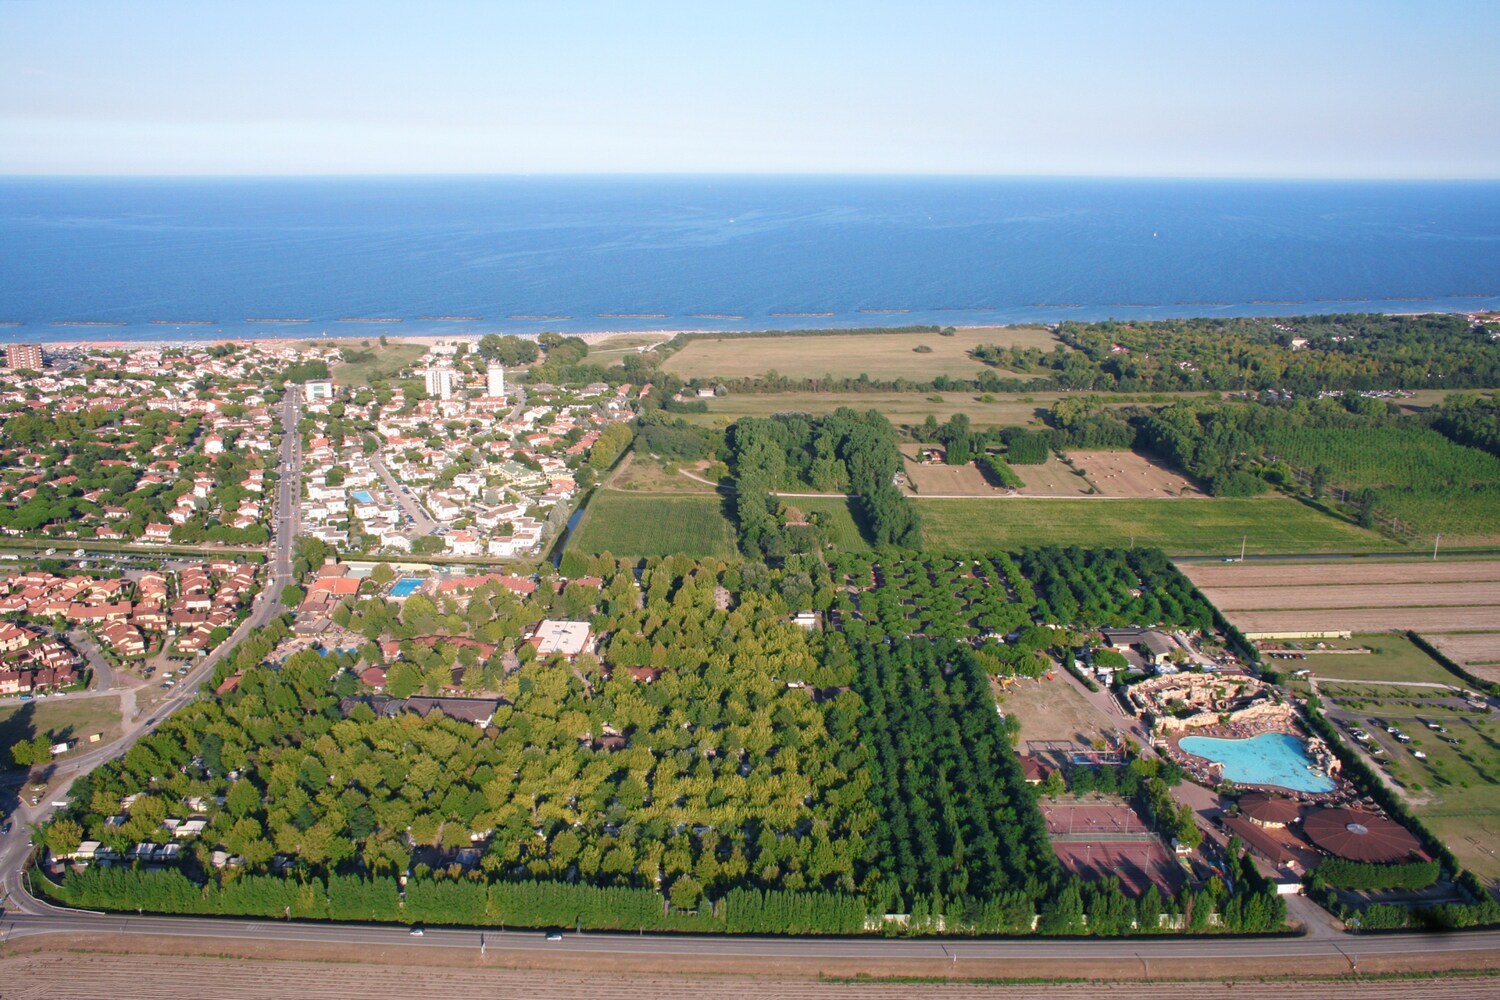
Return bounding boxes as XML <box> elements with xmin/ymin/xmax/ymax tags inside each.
<box><xmin>1002</xmin><ymin>672</ymin><xmax>1121</xmax><ymax>745</ymax></box>
<box><xmin>1075</xmin><ymin>450</ymin><xmax>1201</xmax><ymax>498</ymax></box>
<box><xmin>663</xmin><ymin>327</ymin><xmax>1059</xmax><ymax>381</ymax></box>
<box><xmin>1014</xmin><ymin>454</ymin><xmax>1094</xmax><ymax>496</ymax></box>
<box><xmin>1181</xmin><ymin>558</ymin><xmax>1500</xmax><ymax>641</ymax></box>
<box><xmin>1424</xmin><ymin>633</ymin><xmax>1500</xmax><ymax>682</ymax></box>
<box><xmin>673</xmin><ymin>389</ymin><xmax>1216</xmax><ymax>428</ymax></box>
<box><xmin>899</xmin><ymin>446</ymin><xmax>999</xmax><ymax>496</ymax></box>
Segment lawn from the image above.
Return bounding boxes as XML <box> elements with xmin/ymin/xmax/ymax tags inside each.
<box><xmin>672</xmin><ymin>389</ymin><xmax>1212</xmax><ymax>429</ymax></box>
<box><xmin>787</xmin><ymin>496</ymin><xmax>872</xmax><ymax>552</ymax></box>
<box><xmin>0</xmin><ymin>695</ymin><xmax>124</xmax><ymax>767</ymax></box>
<box><xmin>567</xmin><ymin>491</ymin><xmax>738</xmax><ymax>559</ymax></box>
<box><xmin>914</xmin><ymin>497</ymin><xmax>1399</xmax><ymax>556</ymax></box>
<box><xmin>663</xmin><ymin>327</ymin><xmax>1059</xmax><ymax>381</ymax></box>
<box><xmin>325</xmin><ymin>340</ymin><xmax>426</xmax><ymax>386</ymax></box>
<box><xmin>1302</xmin><ymin>634</ymin><xmax>1463</xmax><ymax>687</ymax></box>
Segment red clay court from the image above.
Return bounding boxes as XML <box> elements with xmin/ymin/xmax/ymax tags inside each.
<box><xmin>1042</xmin><ymin>800</ymin><xmax>1183</xmax><ymax>897</ymax></box>
<box><xmin>1041</xmin><ymin>800</ymin><xmax>1150</xmax><ymax>837</ymax></box>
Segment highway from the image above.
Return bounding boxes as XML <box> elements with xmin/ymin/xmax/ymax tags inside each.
<box><xmin>0</xmin><ymin>385</ymin><xmax>303</xmax><ymax>918</ymax></box>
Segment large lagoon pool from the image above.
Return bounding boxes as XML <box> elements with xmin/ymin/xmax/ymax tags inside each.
<box><xmin>1178</xmin><ymin>732</ymin><xmax>1336</xmax><ymax>794</ymax></box>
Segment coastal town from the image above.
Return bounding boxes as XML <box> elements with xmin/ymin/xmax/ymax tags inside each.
<box><xmin>0</xmin><ymin>321</ymin><xmax>1497</xmax><ymax>973</ymax></box>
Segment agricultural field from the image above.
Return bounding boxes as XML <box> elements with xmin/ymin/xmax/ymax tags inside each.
<box><xmin>1424</xmin><ymin>634</ymin><xmax>1500</xmax><ymax>683</ymax></box>
<box><xmin>1013</xmin><ymin>454</ymin><xmax>1094</xmax><ymax>496</ymax></box>
<box><xmin>669</xmin><ymin>389</ymin><xmax>1206</xmax><ymax>429</ymax></box>
<box><xmin>1073</xmin><ymin>450</ymin><xmax>1200</xmax><ymax>498</ymax></box>
<box><xmin>915</xmin><ymin>497</ymin><xmax>1393</xmax><ymax>556</ymax></box>
<box><xmin>663</xmin><ymin>327</ymin><xmax>1059</xmax><ymax>381</ymax></box>
<box><xmin>566</xmin><ymin>491</ymin><xmax>737</xmax><ymax>558</ymax></box>
<box><xmin>1262</xmin><ymin>425</ymin><xmax>1500</xmax><ymax>490</ymax></box>
<box><xmin>899</xmin><ymin>446</ymin><xmax>998</xmax><ymax>496</ymax></box>
<box><xmin>1182</xmin><ymin>559</ymin><xmax>1500</xmax><ymax>639</ymax></box>
<box><xmin>1376</xmin><ymin>485</ymin><xmax>1500</xmax><ymax>544</ymax></box>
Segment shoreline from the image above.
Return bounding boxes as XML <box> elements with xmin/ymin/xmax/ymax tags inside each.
<box><xmin>17</xmin><ymin>306</ymin><xmax>1498</xmax><ymax>351</ymax></box>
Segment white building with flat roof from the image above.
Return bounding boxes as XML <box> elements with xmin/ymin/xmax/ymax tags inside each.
<box><xmin>486</xmin><ymin>365</ymin><xmax>505</xmax><ymax>398</ymax></box>
<box><xmin>527</xmin><ymin>620</ymin><xmax>593</xmax><ymax>659</ymax></box>
<box><xmin>304</xmin><ymin>379</ymin><xmax>335</xmax><ymax>401</ymax></box>
<box><xmin>423</xmin><ymin>367</ymin><xmax>455</xmax><ymax>400</ymax></box>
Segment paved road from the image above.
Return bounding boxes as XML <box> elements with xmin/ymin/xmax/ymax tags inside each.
<box><xmin>370</xmin><ymin>454</ymin><xmax>439</xmax><ymax>535</ymax></box>
<box><xmin>0</xmin><ymin>386</ymin><xmax>304</xmax><ymax>916</ymax></box>
<box><xmin>2</xmin><ymin>908</ymin><xmax>1499</xmax><ymax>967</ymax></box>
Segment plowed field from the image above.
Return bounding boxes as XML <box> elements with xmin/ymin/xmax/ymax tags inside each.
<box><xmin>1179</xmin><ymin>559</ymin><xmax>1500</xmax><ymax>640</ymax></box>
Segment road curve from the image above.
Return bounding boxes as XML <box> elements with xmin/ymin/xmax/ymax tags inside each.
<box><xmin>0</xmin><ymin>387</ymin><xmax>304</xmax><ymax>916</ymax></box>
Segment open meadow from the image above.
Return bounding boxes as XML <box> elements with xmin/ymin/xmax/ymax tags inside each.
<box><xmin>915</xmin><ymin>496</ymin><xmax>1392</xmax><ymax>556</ymax></box>
<box><xmin>0</xmin><ymin>695</ymin><xmax>124</xmax><ymax>763</ymax></box>
<box><xmin>321</xmin><ymin>340</ymin><xmax>426</xmax><ymax>385</ymax></box>
<box><xmin>663</xmin><ymin>326</ymin><xmax>1059</xmax><ymax>381</ymax></box>
<box><xmin>1181</xmin><ymin>559</ymin><xmax>1500</xmax><ymax>639</ymax></box>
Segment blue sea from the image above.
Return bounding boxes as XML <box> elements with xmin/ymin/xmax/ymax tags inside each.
<box><xmin>2</xmin><ymin>176</ymin><xmax>1499</xmax><ymax>343</ymax></box>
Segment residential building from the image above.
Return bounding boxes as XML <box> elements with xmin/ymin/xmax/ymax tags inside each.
<box><xmin>486</xmin><ymin>365</ymin><xmax>505</xmax><ymax>398</ymax></box>
<box><xmin>423</xmin><ymin>367</ymin><xmax>455</xmax><ymax>400</ymax></box>
<box><xmin>5</xmin><ymin>344</ymin><xmax>43</xmax><ymax>370</ymax></box>
<box><xmin>304</xmin><ymin>379</ymin><xmax>335</xmax><ymax>401</ymax></box>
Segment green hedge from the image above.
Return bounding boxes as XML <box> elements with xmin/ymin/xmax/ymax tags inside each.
<box><xmin>1315</xmin><ymin>857</ymin><xmax>1440</xmax><ymax>891</ymax></box>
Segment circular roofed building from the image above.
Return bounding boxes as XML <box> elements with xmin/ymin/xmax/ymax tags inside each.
<box><xmin>1303</xmin><ymin>807</ymin><xmax>1422</xmax><ymax>863</ymax></box>
<box><xmin>1239</xmin><ymin>792</ymin><xmax>1301</xmax><ymax>829</ymax></box>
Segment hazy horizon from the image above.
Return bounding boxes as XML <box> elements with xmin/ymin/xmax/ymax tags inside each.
<box><xmin>4</xmin><ymin>1</ymin><xmax>1498</xmax><ymax>179</ymax></box>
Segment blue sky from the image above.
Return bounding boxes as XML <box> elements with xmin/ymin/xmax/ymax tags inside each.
<box><xmin>2</xmin><ymin>0</ymin><xmax>1497</xmax><ymax>177</ymax></box>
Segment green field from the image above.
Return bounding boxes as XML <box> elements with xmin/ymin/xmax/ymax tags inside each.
<box><xmin>788</xmin><ymin>496</ymin><xmax>873</xmax><ymax>551</ymax></box>
<box><xmin>663</xmin><ymin>327</ymin><xmax>1059</xmax><ymax>381</ymax></box>
<box><xmin>912</xmin><ymin>497</ymin><xmax>1398</xmax><ymax>556</ymax></box>
<box><xmin>567</xmin><ymin>491</ymin><xmax>738</xmax><ymax>558</ymax></box>
<box><xmin>1301</xmin><ymin>634</ymin><xmax>1463</xmax><ymax>686</ymax></box>
<box><xmin>324</xmin><ymin>340</ymin><xmax>426</xmax><ymax>386</ymax></box>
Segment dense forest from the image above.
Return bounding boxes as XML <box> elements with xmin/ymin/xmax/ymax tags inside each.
<box><xmin>1135</xmin><ymin>395</ymin><xmax>1500</xmax><ymax>536</ymax></box>
<box><xmin>973</xmin><ymin>313</ymin><xmax>1500</xmax><ymax>393</ymax></box>
<box><xmin>728</xmin><ymin>409</ymin><xmax>920</xmax><ymax>555</ymax></box>
<box><xmin>36</xmin><ymin>549</ymin><xmax>1287</xmax><ymax>935</ymax></box>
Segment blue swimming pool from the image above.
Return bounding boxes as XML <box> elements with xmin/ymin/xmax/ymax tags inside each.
<box><xmin>350</xmin><ymin>490</ymin><xmax>374</xmax><ymax>503</ymax></box>
<box><xmin>390</xmin><ymin>578</ymin><xmax>423</xmax><ymax>598</ymax></box>
<box><xmin>1178</xmin><ymin>732</ymin><xmax>1336</xmax><ymax>794</ymax></box>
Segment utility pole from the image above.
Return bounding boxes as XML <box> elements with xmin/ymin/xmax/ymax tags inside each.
<box><xmin>1240</xmin><ymin>536</ymin><xmax>1247</xmax><ymax>563</ymax></box>
<box><xmin>1433</xmin><ymin>534</ymin><xmax>1442</xmax><ymax>561</ymax></box>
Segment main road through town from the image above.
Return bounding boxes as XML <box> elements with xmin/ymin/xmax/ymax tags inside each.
<box><xmin>0</xmin><ymin>385</ymin><xmax>303</xmax><ymax>917</ymax></box>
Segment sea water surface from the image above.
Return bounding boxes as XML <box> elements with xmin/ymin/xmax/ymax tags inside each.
<box><xmin>2</xmin><ymin>176</ymin><xmax>1499</xmax><ymax>342</ymax></box>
